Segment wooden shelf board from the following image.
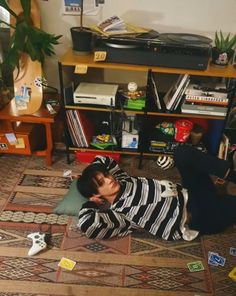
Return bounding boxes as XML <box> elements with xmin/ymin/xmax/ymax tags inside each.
<box><xmin>65</xmin><ymin>105</ymin><xmax>224</xmax><ymax>120</ymax></box>
<box><xmin>65</xmin><ymin>105</ymin><xmax>144</xmax><ymax>115</ymax></box>
<box><xmin>0</xmin><ymin>100</ymin><xmax>57</xmax><ymax>123</ymax></box>
<box><xmin>59</xmin><ymin>48</ymin><xmax>236</xmax><ymax>78</ymax></box>
<box><xmin>68</xmin><ymin>147</ymin><xmax>140</xmax><ymax>155</ymax></box>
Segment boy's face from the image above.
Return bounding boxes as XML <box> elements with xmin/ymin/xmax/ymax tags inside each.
<box><xmin>94</xmin><ymin>172</ymin><xmax>120</xmax><ymax>199</ymax></box>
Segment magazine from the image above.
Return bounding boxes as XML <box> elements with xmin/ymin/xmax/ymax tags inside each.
<box><xmin>94</xmin><ymin>16</ymin><xmax>149</xmax><ymax>36</ymax></box>
<box><xmin>163</xmin><ymin>74</ymin><xmax>190</xmax><ymax>111</ymax></box>
<box><xmin>97</xmin><ymin>15</ymin><xmax>126</xmax><ymax>33</ymax></box>
<box><xmin>184</xmin><ymin>84</ymin><xmax>228</xmax><ymax>106</ymax></box>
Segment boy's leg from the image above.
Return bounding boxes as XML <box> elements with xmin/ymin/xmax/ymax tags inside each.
<box><xmin>190</xmin><ymin>193</ymin><xmax>236</xmax><ymax>234</ymax></box>
<box><xmin>174</xmin><ymin>145</ymin><xmax>236</xmax><ymax>184</ymax></box>
<box><xmin>174</xmin><ymin>145</ymin><xmax>230</xmax><ymax>181</ymax></box>
<box><xmin>174</xmin><ymin>145</ymin><xmax>236</xmax><ymax>234</ymax></box>
<box><xmin>173</xmin><ymin>145</ymin><xmax>221</xmax><ymax>194</ymax></box>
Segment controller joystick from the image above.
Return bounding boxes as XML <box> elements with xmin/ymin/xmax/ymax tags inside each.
<box><xmin>27</xmin><ymin>232</ymin><xmax>47</xmax><ymax>256</ymax></box>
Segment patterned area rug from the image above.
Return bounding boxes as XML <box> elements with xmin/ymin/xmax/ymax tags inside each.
<box><xmin>202</xmin><ymin>227</ymin><xmax>236</xmax><ymax>296</ymax></box>
<box><xmin>0</xmin><ymin>154</ymin><xmax>215</xmax><ymax>295</ymax></box>
<box><xmin>0</xmin><ymin>169</ymin><xmax>72</xmax><ymax>232</ymax></box>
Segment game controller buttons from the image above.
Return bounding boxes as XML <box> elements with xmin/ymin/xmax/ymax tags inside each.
<box><xmin>27</xmin><ymin>232</ymin><xmax>47</xmax><ymax>256</ymax></box>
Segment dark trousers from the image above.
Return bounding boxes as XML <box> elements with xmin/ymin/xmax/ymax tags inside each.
<box><xmin>174</xmin><ymin>145</ymin><xmax>236</xmax><ymax>234</ymax></box>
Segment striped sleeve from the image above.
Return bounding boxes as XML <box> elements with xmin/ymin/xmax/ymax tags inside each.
<box><xmin>93</xmin><ymin>156</ymin><xmax>130</xmax><ymax>180</ymax></box>
<box><xmin>78</xmin><ymin>203</ymin><xmax>135</xmax><ymax>239</ymax></box>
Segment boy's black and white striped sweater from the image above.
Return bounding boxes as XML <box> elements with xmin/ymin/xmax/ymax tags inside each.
<box><xmin>78</xmin><ymin>156</ymin><xmax>190</xmax><ymax>241</ymax></box>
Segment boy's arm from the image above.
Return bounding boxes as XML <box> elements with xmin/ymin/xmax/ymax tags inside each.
<box><xmin>92</xmin><ymin>156</ymin><xmax>130</xmax><ymax>179</ymax></box>
<box><xmin>78</xmin><ymin>201</ymin><xmax>135</xmax><ymax>239</ymax></box>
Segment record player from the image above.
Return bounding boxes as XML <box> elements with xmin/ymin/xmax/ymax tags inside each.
<box><xmin>95</xmin><ymin>33</ymin><xmax>212</xmax><ymax>70</ymax></box>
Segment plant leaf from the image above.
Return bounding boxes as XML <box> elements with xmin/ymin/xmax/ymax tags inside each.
<box><xmin>20</xmin><ymin>0</ymin><xmax>31</xmax><ymax>20</ymax></box>
<box><xmin>0</xmin><ymin>1</ymin><xmax>62</xmax><ymax>70</ymax></box>
<box><xmin>215</xmin><ymin>30</ymin><xmax>236</xmax><ymax>52</ymax></box>
<box><xmin>0</xmin><ymin>0</ymin><xmax>18</xmax><ymax>18</ymax></box>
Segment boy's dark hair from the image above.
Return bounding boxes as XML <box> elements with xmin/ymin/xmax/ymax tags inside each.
<box><xmin>77</xmin><ymin>163</ymin><xmax>109</xmax><ymax>198</ymax></box>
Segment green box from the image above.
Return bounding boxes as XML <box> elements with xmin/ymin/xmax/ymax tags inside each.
<box><xmin>125</xmin><ymin>99</ymin><xmax>145</xmax><ymax>110</ymax></box>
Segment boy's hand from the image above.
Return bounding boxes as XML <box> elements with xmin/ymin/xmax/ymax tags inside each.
<box><xmin>90</xmin><ymin>194</ymin><xmax>105</xmax><ymax>206</ymax></box>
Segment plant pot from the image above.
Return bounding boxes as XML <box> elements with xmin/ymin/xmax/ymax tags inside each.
<box><xmin>70</xmin><ymin>27</ymin><xmax>95</xmax><ymax>55</ymax></box>
<box><xmin>211</xmin><ymin>47</ymin><xmax>234</xmax><ymax>66</ymax></box>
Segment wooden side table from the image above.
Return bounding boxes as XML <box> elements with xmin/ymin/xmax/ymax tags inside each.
<box><xmin>0</xmin><ymin>100</ymin><xmax>59</xmax><ymax>166</ymax></box>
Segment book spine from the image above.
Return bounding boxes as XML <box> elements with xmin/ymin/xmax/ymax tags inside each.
<box><xmin>181</xmin><ymin>103</ymin><xmax>227</xmax><ymax>116</ymax></box>
<box><xmin>66</xmin><ymin>111</ymin><xmax>82</xmax><ymax>147</ymax></box>
<box><xmin>73</xmin><ymin>110</ymin><xmax>88</xmax><ymax>147</ymax></box>
<box><xmin>166</xmin><ymin>74</ymin><xmax>189</xmax><ymax>110</ymax></box>
<box><xmin>185</xmin><ymin>95</ymin><xmax>228</xmax><ymax>106</ymax></box>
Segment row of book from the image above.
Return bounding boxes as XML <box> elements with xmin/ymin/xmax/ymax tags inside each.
<box><xmin>149</xmin><ymin>72</ymin><xmax>229</xmax><ymax>116</ymax></box>
<box><xmin>66</xmin><ymin>110</ymin><xmax>94</xmax><ymax>147</ymax></box>
<box><xmin>181</xmin><ymin>84</ymin><xmax>228</xmax><ymax>116</ymax></box>
<box><xmin>66</xmin><ymin>110</ymin><xmax>117</xmax><ymax>149</ymax></box>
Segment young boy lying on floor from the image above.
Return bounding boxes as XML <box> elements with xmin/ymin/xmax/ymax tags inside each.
<box><xmin>76</xmin><ymin>145</ymin><xmax>236</xmax><ymax>241</ymax></box>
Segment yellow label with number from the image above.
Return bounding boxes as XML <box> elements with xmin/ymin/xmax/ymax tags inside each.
<box><xmin>74</xmin><ymin>65</ymin><xmax>88</xmax><ymax>74</ymax></box>
<box><xmin>94</xmin><ymin>51</ymin><xmax>107</xmax><ymax>62</ymax></box>
<box><xmin>58</xmin><ymin>257</ymin><xmax>76</xmax><ymax>271</ymax></box>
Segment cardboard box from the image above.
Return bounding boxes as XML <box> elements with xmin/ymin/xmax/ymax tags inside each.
<box><xmin>75</xmin><ymin>151</ymin><xmax>121</xmax><ymax>163</ymax></box>
<box><xmin>0</xmin><ymin>123</ymin><xmax>42</xmax><ymax>155</ymax></box>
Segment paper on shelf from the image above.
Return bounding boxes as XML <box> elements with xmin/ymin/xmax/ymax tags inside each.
<box><xmin>92</xmin><ymin>23</ymin><xmax>149</xmax><ymax>37</ymax></box>
<box><xmin>15</xmin><ymin>138</ymin><xmax>25</xmax><ymax>149</ymax></box>
<box><xmin>5</xmin><ymin>133</ymin><xmax>17</xmax><ymax>145</ymax></box>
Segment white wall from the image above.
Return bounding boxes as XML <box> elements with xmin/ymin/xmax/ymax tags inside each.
<box><xmin>38</xmin><ymin>0</ymin><xmax>236</xmax><ymax>89</ymax></box>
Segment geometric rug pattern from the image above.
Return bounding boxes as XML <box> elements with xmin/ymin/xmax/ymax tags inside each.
<box><xmin>0</xmin><ymin>256</ymin><xmax>59</xmax><ymax>282</ymax></box>
<box><xmin>0</xmin><ymin>210</ymin><xmax>69</xmax><ymax>225</ymax></box>
<box><xmin>57</xmin><ymin>261</ymin><xmax>211</xmax><ymax>292</ymax></box>
<box><xmin>0</xmin><ymin>228</ymin><xmax>64</xmax><ymax>249</ymax></box>
<box><xmin>0</xmin><ymin>153</ymin><xmax>234</xmax><ymax>295</ymax></box>
<box><xmin>61</xmin><ymin>220</ymin><xmax>131</xmax><ymax>255</ymax></box>
<box><xmin>202</xmin><ymin>227</ymin><xmax>236</xmax><ymax>296</ymax></box>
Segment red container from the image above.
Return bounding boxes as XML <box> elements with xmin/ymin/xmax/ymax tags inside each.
<box><xmin>175</xmin><ymin>119</ymin><xmax>193</xmax><ymax>142</ymax></box>
<box><xmin>75</xmin><ymin>151</ymin><xmax>121</xmax><ymax>163</ymax></box>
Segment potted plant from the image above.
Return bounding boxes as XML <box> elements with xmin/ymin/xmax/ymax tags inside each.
<box><xmin>0</xmin><ymin>0</ymin><xmax>62</xmax><ymax>113</ymax></box>
<box><xmin>0</xmin><ymin>0</ymin><xmax>62</xmax><ymax>75</ymax></box>
<box><xmin>70</xmin><ymin>0</ymin><xmax>95</xmax><ymax>55</ymax></box>
<box><xmin>212</xmin><ymin>31</ymin><xmax>236</xmax><ymax>66</ymax></box>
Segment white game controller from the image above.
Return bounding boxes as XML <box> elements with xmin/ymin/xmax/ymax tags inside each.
<box><xmin>27</xmin><ymin>232</ymin><xmax>47</xmax><ymax>256</ymax></box>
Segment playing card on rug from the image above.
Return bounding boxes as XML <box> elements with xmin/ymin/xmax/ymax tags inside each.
<box><xmin>230</xmin><ymin>247</ymin><xmax>236</xmax><ymax>256</ymax></box>
<box><xmin>212</xmin><ymin>254</ymin><xmax>225</xmax><ymax>267</ymax></box>
<box><xmin>208</xmin><ymin>251</ymin><xmax>219</xmax><ymax>266</ymax></box>
<box><xmin>228</xmin><ymin>266</ymin><xmax>236</xmax><ymax>281</ymax></box>
<box><xmin>58</xmin><ymin>257</ymin><xmax>76</xmax><ymax>271</ymax></box>
<box><xmin>208</xmin><ymin>252</ymin><xmax>226</xmax><ymax>267</ymax></box>
<box><xmin>187</xmin><ymin>261</ymin><xmax>205</xmax><ymax>272</ymax></box>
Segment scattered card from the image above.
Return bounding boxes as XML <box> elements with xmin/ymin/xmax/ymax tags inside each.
<box><xmin>208</xmin><ymin>251</ymin><xmax>219</xmax><ymax>266</ymax></box>
<box><xmin>208</xmin><ymin>251</ymin><xmax>226</xmax><ymax>267</ymax></box>
<box><xmin>230</xmin><ymin>247</ymin><xmax>236</xmax><ymax>256</ymax></box>
<box><xmin>187</xmin><ymin>261</ymin><xmax>205</xmax><ymax>272</ymax></box>
<box><xmin>228</xmin><ymin>266</ymin><xmax>236</xmax><ymax>281</ymax></box>
<box><xmin>58</xmin><ymin>257</ymin><xmax>76</xmax><ymax>271</ymax></box>
<box><xmin>211</xmin><ymin>254</ymin><xmax>226</xmax><ymax>267</ymax></box>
